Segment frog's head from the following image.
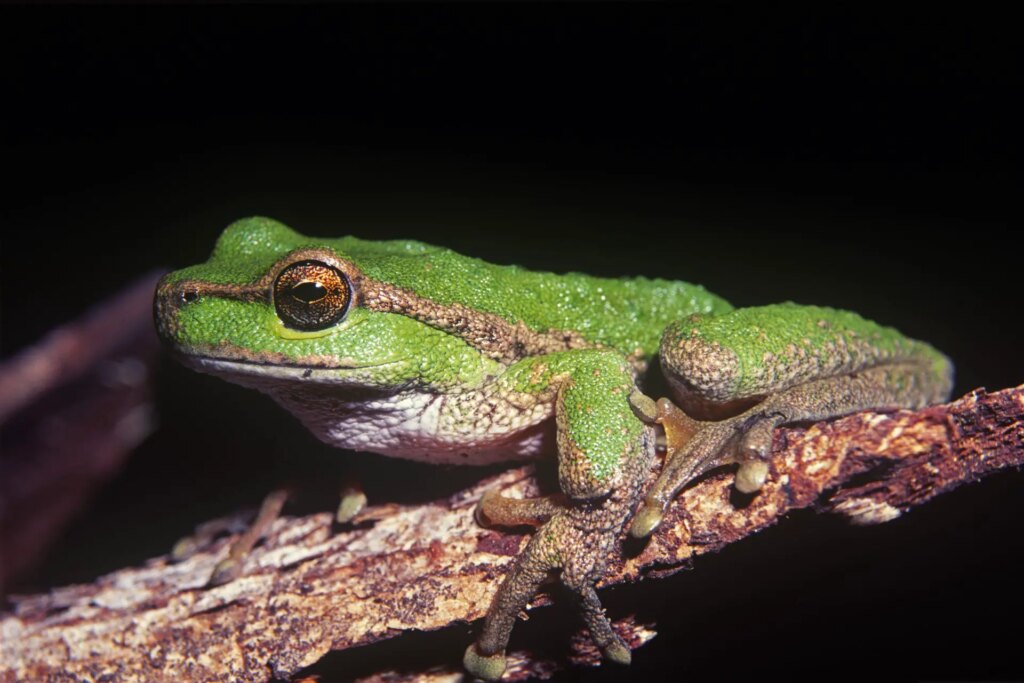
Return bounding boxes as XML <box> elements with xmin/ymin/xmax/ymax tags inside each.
<box><xmin>155</xmin><ymin>217</ymin><xmax>494</xmax><ymax>395</ymax></box>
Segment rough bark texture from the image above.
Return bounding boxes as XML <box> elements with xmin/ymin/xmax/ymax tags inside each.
<box><xmin>2</xmin><ymin>385</ymin><xmax>1021</xmax><ymax>683</ymax></box>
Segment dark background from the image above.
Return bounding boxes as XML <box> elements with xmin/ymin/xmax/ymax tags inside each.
<box><xmin>2</xmin><ymin>6</ymin><xmax>1021</xmax><ymax>681</ymax></box>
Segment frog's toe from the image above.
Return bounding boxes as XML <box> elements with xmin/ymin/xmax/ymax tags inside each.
<box><xmin>335</xmin><ymin>484</ymin><xmax>367</xmax><ymax>524</ymax></box>
<box><xmin>628</xmin><ymin>501</ymin><xmax>665</xmax><ymax>539</ymax></box>
<box><xmin>738</xmin><ymin>417</ymin><xmax>776</xmax><ymax>460</ymax></box>
<box><xmin>463</xmin><ymin>643</ymin><xmax>507</xmax><ymax>682</ymax></box>
<box><xmin>171</xmin><ymin>535</ymin><xmax>202</xmax><ymax>561</ymax></box>
<box><xmin>735</xmin><ymin>459</ymin><xmax>770</xmax><ymax>494</ymax></box>
<box><xmin>731</xmin><ymin>415</ymin><xmax>780</xmax><ymax>493</ymax></box>
<box><xmin>469</xmin><ymin>506</ymin><xmax>637</xmax><ymax>678</ymax></box>
<box><xmin>628</xmin><ymin>389</ymin><xmax>659</xmax><ymax>423</ymax></box>
<box><xmin>641</xmin><ymin>407</ymin><xmax>769</xmax><ymax>532</ymax></box>
<box><xmin>474</xmin><ymin>488</ymin><xmax>564</xmax><ymax>528</ymax></box>
<box><xmin>474</xmin><ymin>488</ymin><xmax>502</xmax><ymax>527</ymax></box>
<box><xmin>601</xmin><ymin>639</ymin><xmax>632</xmax><ymax>666</ymax></box>
<box><xmin>170</xmin><ymin>515</ymin><xmax>246</xmax><ymax>561</ymax></box>
<box><xmin>566</xmin><ymin>578</ymin><xmax>633</xmax><ymax>667</ymax></box>
<box><xmin>206</xmin><ymin>488</ymin><xmax>289</xmax><ymax>586</ymax></box>
<box><xmin>208</xmin><ymin>556</ymin><xmax>244</xmax><ymax>586</ymax></box>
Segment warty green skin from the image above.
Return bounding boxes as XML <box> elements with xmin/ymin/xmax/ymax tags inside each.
<box><xmin>161</xmin><ymin>216</ymin><xmax>733</xmax><ymax>362</ymax></box>
<box><xmin>155</xmin><ymin>217</ymin><xmax>953</xmax><ymax>680</ymax></box>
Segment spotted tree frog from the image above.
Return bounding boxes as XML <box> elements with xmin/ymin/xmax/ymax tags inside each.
<box><xmin>155</xmin><ymin>217</ymin><xmax>952</xmax><ymax>680</ymax></box>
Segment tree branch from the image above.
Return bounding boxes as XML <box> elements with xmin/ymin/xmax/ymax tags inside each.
<box><xmin>2</xmin><ymin>385</ymin><xmax>1021</xmax><ymax>682</ymax></box>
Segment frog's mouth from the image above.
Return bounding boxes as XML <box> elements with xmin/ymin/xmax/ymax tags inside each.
<box><xmin>173</xmin><ymin>348</ymin><xmax>405</xmax><ymax>384</ymax></box>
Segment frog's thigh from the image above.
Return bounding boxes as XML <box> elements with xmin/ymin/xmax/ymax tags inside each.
<box><xmin>660</xmin><ymin>303</ymin><xmax>953</xmax><ymax>413</ymax></box>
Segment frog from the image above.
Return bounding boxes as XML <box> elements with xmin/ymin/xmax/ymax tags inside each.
<box><xmin>154</xmin><ymin>216</ymin><xmax>953</xmax><ymax>681</ymax></box>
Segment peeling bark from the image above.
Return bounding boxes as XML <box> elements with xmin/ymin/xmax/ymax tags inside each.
<box><xmin>2</xmin><ymin>385</ymin><xmax>1021</xmax><ymax>683</ymax></box>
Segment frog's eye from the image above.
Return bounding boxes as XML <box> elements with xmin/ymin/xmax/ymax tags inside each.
<box><xmin>273</xmin><ymin>260</ymin><xmax>352</xmax><ymax>331</ymax></box>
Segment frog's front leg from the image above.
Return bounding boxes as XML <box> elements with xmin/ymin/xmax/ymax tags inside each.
<box><xmin>631</xmin><ymin>303</ymin><xmax>954</xmax><ymax>537</ymax></box>
<box><xmin>464</xmin><ymin>350</ymin><xmax>654</xmax><ymax>681</ymax></box>
<box><xmin>174</xmin><ymin>482</ymin><xmax>366</xmax><ymax>584</ymax></box>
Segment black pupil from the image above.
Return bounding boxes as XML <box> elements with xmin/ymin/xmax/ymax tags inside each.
<box><xmin>291</xmin><ymin>281</ymin><xmax>327</xmax><ymax>303</ymax></box>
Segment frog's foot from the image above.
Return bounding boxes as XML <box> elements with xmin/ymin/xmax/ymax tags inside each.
<box><xmin>468</xmin><ymin>506</ymin><xmax>633</xmax><ymax>681</ymax></box>
<box><xmin>474</xmin><ymin>488</ymin><xmax>567</xmax><ymax>528</ymax></box>
<box><xmin>632</xmin><ymin>361</ymin><xmax>953</xmax><ymax>538</ymax></box>
<box><xmin>208</xmin><ymin>488</ymin><xmax>289</xmax><ymax>586</ymax></box>
<box><xmin>629</xmin><ymin>397</ymin><xmax>736</xmax><ymax>538</ymax></box>
<box><xmin>630</xmin><ymin>395</ymin><xmax>797</xmax><ymax>538</ymax></box>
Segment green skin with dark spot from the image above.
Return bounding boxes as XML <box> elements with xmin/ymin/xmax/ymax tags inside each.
<box><xmin>155</xmin><ymin>217</ymin><xmax>953</xmax><ymax>680</ymax></box>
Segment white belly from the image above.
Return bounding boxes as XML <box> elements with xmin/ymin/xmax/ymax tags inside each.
<box><xmin>267</xmin><ymin>383</ymin><xmax>558</xmax><ymax>465</ymax></box>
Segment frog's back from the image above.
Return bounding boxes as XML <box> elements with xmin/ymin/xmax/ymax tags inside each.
<box><xmin>188</xmin><ymin>217</ymin><xmax>733</xmax><ymax>357</ymax></box>
<box><xmin>337</xmin><ymin>236</ymin><xmax>732</xmax><ymax>356</ymax></box>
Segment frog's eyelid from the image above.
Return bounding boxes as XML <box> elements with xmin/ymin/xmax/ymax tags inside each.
<box><xmin>260</xmin><ymin>248</ymin><xmax>362</xmax><ymax>287</ymax></box>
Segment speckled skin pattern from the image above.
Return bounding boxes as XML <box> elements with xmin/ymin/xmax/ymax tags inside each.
<box><xmin>154</xmin><ymin>217</ymin><xmax>953</xmax><ymax>680</ymax></box>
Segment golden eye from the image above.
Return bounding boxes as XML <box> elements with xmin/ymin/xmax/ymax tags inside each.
<box><xmin>273</xmin><ymin>260</ymin><xmax>352</xmax><ymax>331</ymax></box>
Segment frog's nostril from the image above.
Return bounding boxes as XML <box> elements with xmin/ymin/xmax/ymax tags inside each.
<box><xmin>181</xmin><ymin>288</ymin><xmax>200</xmax><ymax>304</ymax></box>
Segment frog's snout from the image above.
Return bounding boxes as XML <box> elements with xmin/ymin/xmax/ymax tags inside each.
<box><xmin>153</xmin><ymin>275</ymin><xmax>190</xmax><ymax>342</ymax></box>
<box><xmin>153</xmin><ymin>276</ymin><xmax>227</xmax><ymax>342</ymax></box>
<box><xmin>154</xmin><ymin>275</ymin><xmax>269</xmax><ymax>342</ymax></box>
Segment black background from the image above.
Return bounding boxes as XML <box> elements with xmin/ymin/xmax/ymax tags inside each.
<box><xmin>3</xmin><ymin>6</ymin><xmax>1022</xmax><ymax>682</ymax></box>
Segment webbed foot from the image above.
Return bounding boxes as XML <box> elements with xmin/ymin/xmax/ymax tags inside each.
<box><xmin>630</xmin><ymin>361</ymin><xmax>948</xmax><ymax>538</ymax></box>
<box><xmin>630</xmin><ymin>398</ymin><xmax>774</xmax><ymax>538</ymax></box>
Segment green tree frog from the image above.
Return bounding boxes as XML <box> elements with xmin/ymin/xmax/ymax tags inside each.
<box><xmin>155</xmin><ymin>217</ymin><xmax>952</xmax><ymax>680</ymax></box>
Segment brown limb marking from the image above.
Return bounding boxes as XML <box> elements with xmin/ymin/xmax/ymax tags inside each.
<box><xmin>2</xmin><ymin>386</ymin><xmax>1021</xmax><ymax>682</ymax></box>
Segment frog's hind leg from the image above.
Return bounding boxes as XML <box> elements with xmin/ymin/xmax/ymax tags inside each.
<box><xmin>631</xmin><ymin>304</ymin><xmax>953</xmax><ymax>538</ymax></box>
